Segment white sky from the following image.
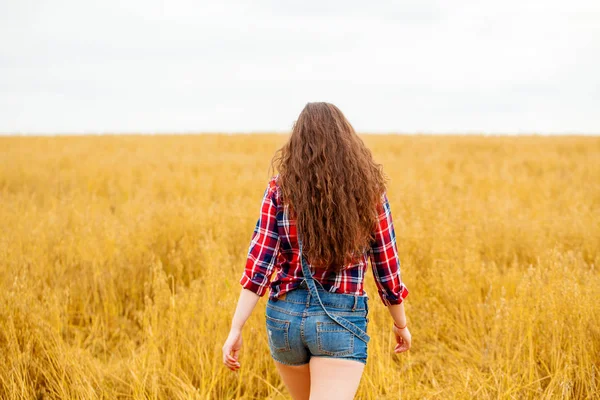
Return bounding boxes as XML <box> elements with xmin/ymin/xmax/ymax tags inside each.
<box><xmin>1</xmin><ymin>0</ymin><xmax>599</xmax><ymax>135</ymax></box>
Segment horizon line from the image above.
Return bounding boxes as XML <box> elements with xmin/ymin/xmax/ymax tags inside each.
<box><xmin>1</xmin><ymin>130</ymin><xmax>599</xmax><ymax>137</ymax></box>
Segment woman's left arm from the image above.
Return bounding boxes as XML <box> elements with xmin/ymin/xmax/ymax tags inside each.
<box><xmin>222</xmin><ymin>177</ymin><xmax>280</xmax><ymax>371</ymax></box>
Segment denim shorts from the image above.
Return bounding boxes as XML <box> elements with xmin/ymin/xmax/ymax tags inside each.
<box><xmin>265</xmin><ymin>281</ymin><xmax>370</xmax><ymax>366</ymax></box>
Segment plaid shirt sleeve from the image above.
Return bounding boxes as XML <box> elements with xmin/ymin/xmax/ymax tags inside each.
<box><xmin>239</xmin><ymin>177</ymin><xmax>281</xmax><ymax>297</ymax></box>
<box><xmin>369</xmin><ymin>191</ymin><xmax>409</xmax><ymax>306</ymax></box>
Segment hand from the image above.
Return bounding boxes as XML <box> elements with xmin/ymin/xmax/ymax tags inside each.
<box><xmin>222</xmin><ymin>327</ymin><xmax>243</xmax><ymax>371</ymax></box>
<box><xmin>392</xmin><ymin>323</ymin><xmax>411</xmax><ymax>353</ymax></box>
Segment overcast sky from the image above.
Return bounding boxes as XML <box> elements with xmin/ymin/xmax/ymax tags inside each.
<box><xmin>1</xmin><ymin>0</ymin><xmax>599</xmax><ymax>135</ymax></box>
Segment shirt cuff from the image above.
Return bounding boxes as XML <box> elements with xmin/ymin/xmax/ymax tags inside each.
<box><xmin>239</xmin><ymin>273</ymin><xmax>269</xmax><ymax>297</ymax></box>
<box><xmin>379</xmin><ymin>284</ymin><xmax>409</xmax><ymax>306</ymax></box>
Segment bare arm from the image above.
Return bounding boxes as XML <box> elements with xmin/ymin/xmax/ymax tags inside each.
<box><xmin>230</xmin><ymin>288</ymin><xmax>261</xmax><ymax>332</ymax></box>
<box><xmin>387</xmin><ymin>302</ymin><xmax>407</xmax><ymax>328</ymax></box>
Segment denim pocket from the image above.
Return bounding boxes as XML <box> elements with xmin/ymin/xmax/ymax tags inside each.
<box><xmin>266</xmin><ymin>315</ymin><xmax>291</xmax><ymax>353</ymax></box>
<box><xmin>316</xmin><ymin>321</ymin><xmax>354</xmax><ymax>356</ymax></box>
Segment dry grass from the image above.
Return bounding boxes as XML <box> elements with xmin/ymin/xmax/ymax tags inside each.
<box><xmin>0</xmin><ymin>134</ymin><xmax>598</xmax><ymax>399</ymax></box>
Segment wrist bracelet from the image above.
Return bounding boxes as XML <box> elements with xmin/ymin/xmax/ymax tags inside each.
<box><xmin>393</xmin><ymin>321</ymin><xmax>407</xmax><ymax>330</ymax></box>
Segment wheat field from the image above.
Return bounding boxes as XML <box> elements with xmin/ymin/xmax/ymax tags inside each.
<box><xmin>0</xmin><ymin>134</ymin><xmax>598</xmax><ymax>399</ymax></box>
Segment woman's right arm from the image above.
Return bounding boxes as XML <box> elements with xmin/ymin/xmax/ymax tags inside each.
<box><xmin>369</xmin><ymin>191</ymin><xmax>411</xmax><ymax>353</ymax></box>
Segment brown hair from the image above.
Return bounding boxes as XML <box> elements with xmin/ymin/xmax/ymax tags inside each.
<box><xmin>270</xmin><ymin>102</ymin><xmax>389</xmax><ymax>273</ymax></box>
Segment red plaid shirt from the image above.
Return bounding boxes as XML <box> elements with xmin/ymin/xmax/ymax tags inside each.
<box><xmin>239</xmin><ymin>175</ymin><xmax>409</xmax><ymax>306</ymax></box>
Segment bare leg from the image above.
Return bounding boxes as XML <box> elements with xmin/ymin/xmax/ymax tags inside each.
<box><xmin>273</xmin><ymin>360</ymin><xmax>311</xmax><ymax>400</ymax></box>
<box><xmin>308</xmin><ymin>357</ymin><xmax>365</xmax><ymax>400</ymax></box>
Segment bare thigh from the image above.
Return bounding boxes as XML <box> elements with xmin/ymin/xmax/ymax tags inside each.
<box><xmin>309</xmin><ymin>356</ymin><xmax>365</xmax><ymax>400</ymax></box>
<box><xmin>273</xmin><ymin>360</ymin><xmax>311</xmax><ymax>400</ymax></box>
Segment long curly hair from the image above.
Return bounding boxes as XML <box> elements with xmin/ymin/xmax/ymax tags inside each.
<box><xmin>270</xmin><ymin>102</ymin><xmax>389</xmax><ymax>273</ymax></box>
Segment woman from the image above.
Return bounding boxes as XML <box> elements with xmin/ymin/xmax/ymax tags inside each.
<box><xmin>222</xmin><ymin>102</ymin><xmax>411</xmax><ymax>399</ymax></box>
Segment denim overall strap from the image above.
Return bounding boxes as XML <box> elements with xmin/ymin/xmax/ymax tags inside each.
<box><xmin>298</xmin><ymin>237</ymin><xmax>370</xmax><ymax>344</ymax></box>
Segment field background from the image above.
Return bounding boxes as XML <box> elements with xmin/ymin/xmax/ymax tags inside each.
<box><xmin>0</xmin><ymin>134</ymin><xmax>599</xmax><ymax>399</ymax></box>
